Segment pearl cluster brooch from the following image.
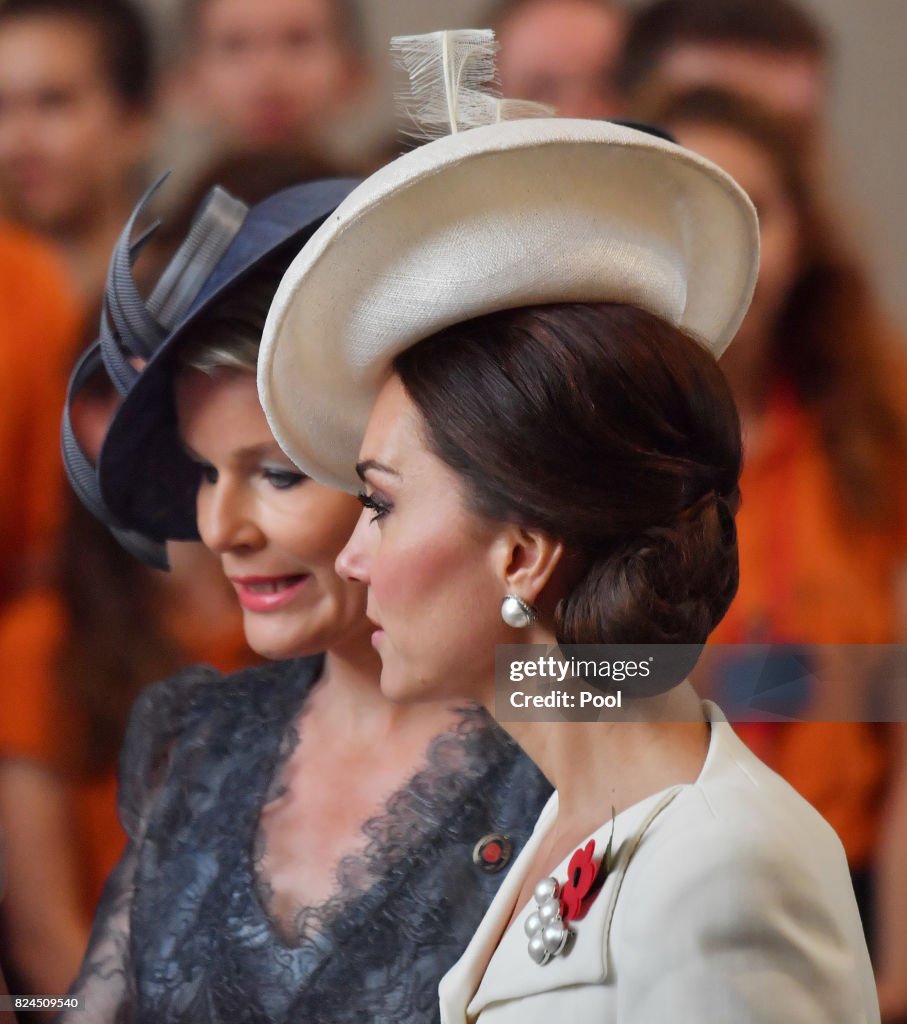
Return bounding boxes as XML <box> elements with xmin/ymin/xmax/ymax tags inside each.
<box><xmin>524</xmin><ymin>821</ymin><xmax>616</xmax><ymax>966</ymax></box>
<box><xmin>525</xmin><ymin>876</ymin><xmax>570</xmax><ymax>964</ymax></box>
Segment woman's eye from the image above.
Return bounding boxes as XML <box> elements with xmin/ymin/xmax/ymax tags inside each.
<box><xmin>264</xmin><ymin>468</ymin><xmax>305</xmax><ymax>490</ymax></box>
<box><xmin>200</xmin><ymin>464</ymin><xmax>218</xmax><ymax>485</ymax></box>
<box><xmin>357</xmin><ymin>490</ymin><xmax>392</xmax><ymax>524</ymax></box>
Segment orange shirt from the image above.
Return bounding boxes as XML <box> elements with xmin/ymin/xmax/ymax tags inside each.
<box><xmin>0</xmin><ymin>224</ymin><xmax>86</xmax><ymax>909</ymax></box>
<box><xmin>719</xmin><ymin>390</ymin><xmax>903</xmax><ymax>645</ymax></box>
<box><xmin>0</xmin><ymin>224</ymin><xmax>82</xmax><ymax>602</ymax></box>
<box><xmin>0</xmin><ymin>586</ymin><xmax>255</xmax><ymax>914</ymax></box>
<box><xmin>711</xmin><ymin>390</ymin><xmax>905</xmax><ymax>868</ymax></box>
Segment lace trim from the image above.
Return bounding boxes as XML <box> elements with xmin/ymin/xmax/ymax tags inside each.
<box><xmin>250</xmin><ymin>701</ymin><xmax>512</xmax><ymax>948</ymax></box>
<box><xmin>64</xmin><ymin>658</ymin><xmax>551</xmax><ymax>1023</ymax></box>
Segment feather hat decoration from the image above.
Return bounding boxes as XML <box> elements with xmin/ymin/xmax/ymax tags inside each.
<box><xmin>391</xmin><ymin>29</ymin><xmax>552</xmax><ymax>139</ymax></box>
<box><xmin>258</xmin><ymin>30</ymin><xmax>759</xmax><ymax>492</ymax></box>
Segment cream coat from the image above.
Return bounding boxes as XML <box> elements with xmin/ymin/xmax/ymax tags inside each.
<box><xmin>439</xmin><ymin>703</ymin><xmax>879</xmax><ymax>1023</ymax></box>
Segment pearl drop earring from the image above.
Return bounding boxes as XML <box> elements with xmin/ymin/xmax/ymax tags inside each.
<box><xmin>501</xmin><ymin>594</ymin><xmax>538</xmax><ymax>629</ymax></box>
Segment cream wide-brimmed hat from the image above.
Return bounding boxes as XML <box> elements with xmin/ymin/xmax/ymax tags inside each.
<box><xmin>258</xmin><ymin>37</ymin><xmax>759</xmax><ymax>492</ymax></box>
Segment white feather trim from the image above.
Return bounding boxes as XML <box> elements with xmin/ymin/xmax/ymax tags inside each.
<box><xmin>391</xmin><ymin>29</ymin><xmax>552</xmax><ymax>140</ymax></box>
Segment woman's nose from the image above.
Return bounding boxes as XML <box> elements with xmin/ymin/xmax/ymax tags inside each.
<box><xmin>335</xmin><ymin>510</ymin><xmax>373</xmax><ymax>584</ymax></box>
<box><xmin>196</xmin><ymin>479</ymin><xmax>264</xmax><ymax>554</ymax></box>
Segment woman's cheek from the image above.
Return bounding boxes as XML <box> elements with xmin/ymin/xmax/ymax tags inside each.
<box><xmin>372</xmin><ymin>535</ymin><xmax>428</xmax><ymax>616</ymax></box>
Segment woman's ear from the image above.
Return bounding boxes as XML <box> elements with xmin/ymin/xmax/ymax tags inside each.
<box><xmin>492</xmin><ymin>525</ymin><xmax>567</xmax><ymax>610</ymax></box>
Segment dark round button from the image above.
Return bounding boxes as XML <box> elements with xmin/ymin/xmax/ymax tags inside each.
<box><xmin>472</xmin><ymin>833</ymin><xmax>513</xmax><ymax>873</ymax></box>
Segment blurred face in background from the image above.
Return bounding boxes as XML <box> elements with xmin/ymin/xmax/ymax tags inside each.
<box><xmin>496</xmin><ymin>0</ymin><xmax>625</xmax><ymax>119</ymax></box>
<box><xmin>672</xmin><ymin>119</ymin><xmax>802</xmax><ymax>392</ymax></box>
<box><xmin>652</xmin><ymin>46</ymin><xmax>826</xmax><ymax>131</ymax></box>
<box><xmin>0</xmin><ymin>15</ymin><xmax>149</xmax><ymax>232</ymax></box>
<box><xmin>188</xmin><ymin>0</ymin><xmax>364</xmax><ymax>150</ymax></box>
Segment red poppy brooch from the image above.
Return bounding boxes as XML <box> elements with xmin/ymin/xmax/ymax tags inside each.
<box><xmin>525</xmin><ymin>812</ymin><xmax>616</xmax><ymax>965</ymax></box>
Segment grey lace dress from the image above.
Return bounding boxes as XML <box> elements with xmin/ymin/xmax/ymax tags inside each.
<box><xmin>62</xmin><ymin>656</ymin><xmax>551</xmax><ymax>1023</ymax></box>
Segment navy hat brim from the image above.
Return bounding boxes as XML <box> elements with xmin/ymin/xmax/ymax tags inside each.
<box><xmin>97</xmin><ymin>178</ymin><xmax>359</xmax><ymax>543</ymax></box>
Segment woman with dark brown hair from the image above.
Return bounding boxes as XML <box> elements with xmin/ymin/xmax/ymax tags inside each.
<box><xmin>635</xmin><ymin>87</ymin><xmax>907</xmax><ymax>1020</ymax></box>
<box><xmin>258</xmin><ymin>35</ymin><xmax>880</xmax><ymax>1018</ymax></box>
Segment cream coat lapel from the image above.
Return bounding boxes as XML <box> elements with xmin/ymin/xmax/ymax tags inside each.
<box><xmin>440</xmin><ymin>787</ymin><xmax>684</xmax><ymax>1023</ymax></box>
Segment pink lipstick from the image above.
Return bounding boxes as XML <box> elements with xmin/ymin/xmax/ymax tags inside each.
<box><xmin>230</xmin><ymin>575</ymin><xmax>309</xmax><ymax>613</ymax></box>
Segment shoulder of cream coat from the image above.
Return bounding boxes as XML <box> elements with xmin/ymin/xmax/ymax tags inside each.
<box><xmin>439</xmin><ymin>703</ymin><xmax>879</xmax><ymax>1024</ymax></box>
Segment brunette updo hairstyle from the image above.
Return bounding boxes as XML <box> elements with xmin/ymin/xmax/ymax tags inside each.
<box><xmin>394</xmin><ymin>303</ymin><xmax>741</xmax><ymax>646</ymax></box>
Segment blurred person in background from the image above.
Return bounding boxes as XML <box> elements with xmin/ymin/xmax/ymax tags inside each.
<box><xmin>0</xmin><ymin>0</ymin><xmax>155</xmax><ymax>302</ymax></box>
<box><xmin>0</xmin><ymin>223</ymin><xmax>82</xmax><ymax>607</ymax></box>
<box><xmin>638</xmin><ymin>86</ymin><xmax>907</xmax><ymax>1023</ymax></box>
<box><xmin>171</xmin><ymin>0</ymin><xmax>369</xmax><ymax>167</ymax></box>
<box><xmin>0</xmin><ymin>365</ymin><xmax>253</xmax><ymax>999</ymax></box>
<box><xmin>617</xmin><ymin>0</ymin><xmax>829</xmax><ymax>132</ymax></box>
<box><xmin>490</xmin><ymin>0</ymin><xmax>626</xmax><ymax>119</ymax></box>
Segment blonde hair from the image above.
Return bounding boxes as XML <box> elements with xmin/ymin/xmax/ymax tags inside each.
<box><xmin>179</xmin><ymin>259</ymin><xmax>285</xmax><ymax>376</ymax></box>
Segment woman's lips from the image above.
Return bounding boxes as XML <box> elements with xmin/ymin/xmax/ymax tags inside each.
<box><xmin>230</xmin><ymin>575</ymin><xmax>309</xmax><ymax>613</ymax></box>
<box><xmin>367</xmin><ymin>612</ymin><xmax>385</xmax><ymax>648</ymax></box>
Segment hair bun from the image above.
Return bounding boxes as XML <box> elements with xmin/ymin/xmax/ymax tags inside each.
<box><xmin>555</xmin><ymin>488</ymin><xmax>740</xmax><ymax>647</ymax></box>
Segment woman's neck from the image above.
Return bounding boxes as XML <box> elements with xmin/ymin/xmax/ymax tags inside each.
<box><xmin>315</xmin><ymin>633</ymin><xmax>459</xmax><ymax>744</ymax></box>
<box><xmin>499</xmin><ymin>682</ymin><xmax>709</xmax><ymax>832</ymax></box>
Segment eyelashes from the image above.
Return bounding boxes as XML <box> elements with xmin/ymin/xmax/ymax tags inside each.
<box><xmin>189</xmin><ymin>458</ymin><xmax>304</xmax><ymax>491</ymax></box>
<box><xmin>357</xmin><ymin>490</ymin><xmax>392</xmax><ymax>523</ymax></box>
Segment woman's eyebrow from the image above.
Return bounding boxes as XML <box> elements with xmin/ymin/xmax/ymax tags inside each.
<box><xmin>179</xmin><ymin>441</ymin><xmax>289</xmax><ymax>464</ymax></box>
<box><xmin>240</xmin><ymin>442</ymin><xmax>292</xmax><ymax>462</ymax></box>
<box><xmin>180</xmin><ymin>440</ymin><xmax>205</xmax><ymax>462</ymax></box>
<box><xmin>356</xmin><ymin>459</ymin><xmax>401</xmax><ymax>481</ymax></box>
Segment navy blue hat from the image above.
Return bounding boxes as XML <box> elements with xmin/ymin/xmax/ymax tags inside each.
<box><xmin>62</xmin><ymin>175</ymin><xmax>360</xmax><ymax>568</ymax></box>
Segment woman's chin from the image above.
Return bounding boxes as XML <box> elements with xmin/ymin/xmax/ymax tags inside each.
<box><xmin>246</xmin><ymin>638</ymin><xmax>296</xmax><ymax>662</ymax></box>
<box><xmin>243</xmin><ymin>621</ymin><xmax>317</xmax><ymax>662</ymax></box>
